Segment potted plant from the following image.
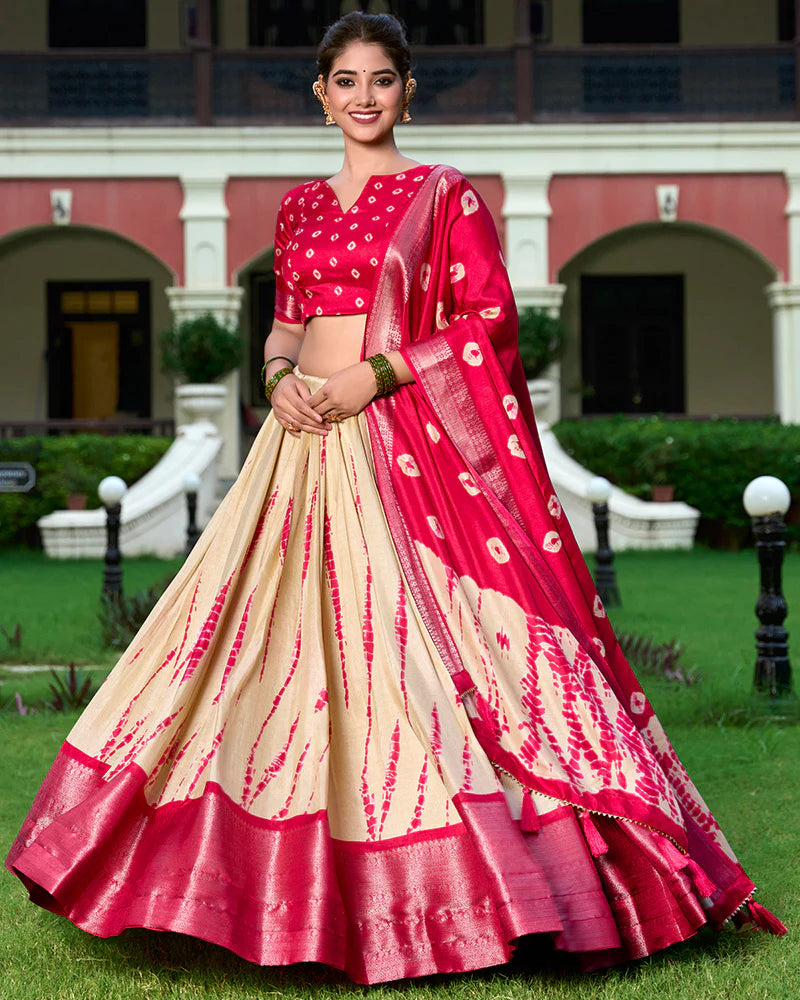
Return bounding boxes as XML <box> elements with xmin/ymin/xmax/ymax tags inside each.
<box><xmin>634</xmin><ymin>436</ymin><xmax>686</xmax><ymax>502</ymax></box>
<box><xmin>57</xmin><ymin>458</ymin><xmax>97</xmax><ymax>510</ymax></box>
<box><xmin>517</xmin><ymin>306</ymin><xmax>567</xmax><ymax>415</ymax></box>
<box><xmin>160</xmin><ymin>313</ymin><xmax>244</xmax><ymax>422</ymax></box>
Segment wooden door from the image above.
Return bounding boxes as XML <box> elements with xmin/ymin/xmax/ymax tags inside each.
<box><xmin>69</xmin><ymin>322</ymin><xmax>120</xmax><ymax>419</ymax></box>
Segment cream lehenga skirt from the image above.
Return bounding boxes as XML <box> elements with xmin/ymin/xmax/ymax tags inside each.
<box><xmin>8</xmin><ymin>373</ymin><xmax>751</xmax><ymax>982</ymax></box>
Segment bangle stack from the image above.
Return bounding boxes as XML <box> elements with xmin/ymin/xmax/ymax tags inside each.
<box><xmin>366</xmin><ymin>354</ymin><xmax>397</xmax><ymax>396</ymax></box>
<box><xmin>264</xmin><ymin>367</ymin><xmax>292</xmax><ymax>403</ymax></box>
<box><xmin>261</xmin><ymin>356</ymin><xmax>296</xmax><ymax>386</ymax></box>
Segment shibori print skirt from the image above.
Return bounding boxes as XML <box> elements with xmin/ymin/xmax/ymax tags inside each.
<box><xmin>5</xmin><ymin>372</ymin><xmax>754</xmax><ymax>984</ymax></box>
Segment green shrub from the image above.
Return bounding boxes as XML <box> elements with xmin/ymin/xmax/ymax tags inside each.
<box><xmin>160</xmin><ymin>312</ymin><xmax>244</xmax><ymax>383</ymax></box>
<box><xmin>0</xmin><ymin>435</ymin><xmax>172</xmax><ymax>548</ymax></box>
<box><xmin>552</xmin><ymin>416</ymin><xmax>800</xmax><ymax>547</ymax></box>
<box><xmin>517</xmin><ymin>306</ymin><xmax>568</xmax><ymax>380</ymax></box>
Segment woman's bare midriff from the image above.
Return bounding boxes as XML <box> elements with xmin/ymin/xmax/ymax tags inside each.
<box><xmin>297</xmin><ymin>314</ymin><xmax>367</xmax><ymax>377</ymax></box>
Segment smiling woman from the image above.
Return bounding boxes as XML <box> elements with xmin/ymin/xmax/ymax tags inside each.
<box><xmin>6</xmin><ymin>8</ymin><xmax>786</xmax><ymax>989</ymax></box>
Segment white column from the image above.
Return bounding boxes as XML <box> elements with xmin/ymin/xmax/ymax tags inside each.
<box><xmin>501</xmin><ymin>173</ymin><xmax>566</xmax><ymax>423</ymax></box>
<box><xmin>501</xmin><ymin>174</ymin><xmax>552</xmax><ymax>291</ymax></box>
<box><xmin>765</xmin><ymin>282</ymin><xmax>800</xmax><ymax>424</ymax></box>
<box><xmin>784</xmin><ymin>173</ymin><xmax>800</xmax><ymax>285</ymax></box>
<box><xmin>168</xmin><ymin>175</ymin><xmax>244</xmax><ymax>481</ymax></box>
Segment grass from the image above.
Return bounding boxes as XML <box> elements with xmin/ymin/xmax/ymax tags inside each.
<box><xmin>0</xmin><ymin>546</ymin><xmax>798</xmax><ymax>997</ymax></box>
<box><xmin>0</xmin><ymin>549</ymin><xmax>183</xmax><ymax>668</ymax></box>
<box><xmin>0</xmin><ymin>713</ymin><xmax>796</xmax><ymax>1000</ymax></box>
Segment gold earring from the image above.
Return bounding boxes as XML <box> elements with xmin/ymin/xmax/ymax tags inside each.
<box><xmin>312</xmin><ymin>76</ymin><xmax>335</xmax><ymax>126</ymax></box>
<box><xmin>401</xmin><ymin>76</ymin><xmax>416</xmax><ymax>124</ymax></box>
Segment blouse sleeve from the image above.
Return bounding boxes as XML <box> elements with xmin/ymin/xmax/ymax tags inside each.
<box><xmin>273</xmin><ymin>195</ymin><xmax>303</xmax><ymax>326</ymax></box>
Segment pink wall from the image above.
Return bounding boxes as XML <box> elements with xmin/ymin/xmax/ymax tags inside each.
<box><xmin>548</xmin><ymin>174</ymin><xmax>788</xmax><ymax>281</ymax></box>
<box><xmin>226</xmin><ymin>172</ymin><xmax>507</xmax><ymax>280</ymax></box>
<box><xmin>0</xmin><ymin>178</ymin><xmax>184</xmax><ymax>281</ymax></box>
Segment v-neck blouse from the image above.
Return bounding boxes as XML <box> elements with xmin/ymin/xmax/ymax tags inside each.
<box><xmin>273</xmin><ymin>164</ymin><xmax>435</xmax><ymax>327</ymax></box>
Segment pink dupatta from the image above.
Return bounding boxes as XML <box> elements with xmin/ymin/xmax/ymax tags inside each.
<box><xmin>362</xmin><ymin>165</ymin><xmax>761</xmax><ymax>927</ymax></box>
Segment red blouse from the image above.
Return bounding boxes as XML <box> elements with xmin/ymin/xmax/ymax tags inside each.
<box><xmin>273</xmin><ymin>164</ymin><xmax>436</xmax><ymax>326</ymax></box>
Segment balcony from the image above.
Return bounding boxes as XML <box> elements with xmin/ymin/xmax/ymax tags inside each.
<box><xmin>0</xmin><ymin>43</ymin><xmax>795</xmax><ymax>126</ymax></box>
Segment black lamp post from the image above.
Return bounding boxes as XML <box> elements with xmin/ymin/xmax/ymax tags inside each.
<box><xmin>98</xmin><ymin>475</ymin><xmax>127</xmax><ymax>602</ymax></box>
<box><xmin>587</xmin><ymin>476</ymin><xmax>621</xmax><ymax>608</ymax></box>
<box><xmin>743</xmin><ymin>476</ymin><xmax>793</xmax><ymax>698</ymax></box>
<box><xmin>184</xmin><ymin>472</ymin><xmax>202</xmax><ymax>555</ymax></box>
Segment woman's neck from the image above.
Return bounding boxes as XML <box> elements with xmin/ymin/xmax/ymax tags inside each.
<box><xmin>338</xmin><ymin>136</ymin><xmax>416</xmax><ymax>181</ymax></box>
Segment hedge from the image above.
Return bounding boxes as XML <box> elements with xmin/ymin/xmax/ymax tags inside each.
<box><xmin>551</xmin><ymin>416</ymin><xmax>800</xmax><ymax>547</ymax></box>
<box><xmin>0</xmin><ymin>435</ymin><xmax>172</xmax><ymax>548</ymax></box>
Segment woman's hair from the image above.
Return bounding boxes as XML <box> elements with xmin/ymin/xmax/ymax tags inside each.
<box><xmin>317</xmin><ymin>12</ymin><xmax>411</xmax><ymax>81</ymax></box>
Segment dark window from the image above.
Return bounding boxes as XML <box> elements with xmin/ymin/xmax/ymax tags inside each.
<box><xmin>582</xmin><ymin>0</ymin><xmax>679</xmax><ymax>44</ymax></box>
<box><xmin>530</xmin><ymin>1</ymin><xmax>551</xmax><ymax>42</ymax></box>
<box><xmin>580</xmin><ymin>275</ymin><xmax>685</xmax><ymax>415</ymax></box>
<box><xmin>249</xmin><ymin>272</ymin><xmax>276</xmax><ymax>407</ymax></box>
<box><xmin>779</xmin><ymin>0</ymin><xmax>795</xmax><ymax>41</ymax></box>
<box><xmin>49</xmin><ymin>0</ymin><xmax>147</xmax><ymax>48</ymax></box>
<box><xmin>248</xmin><ymin>1</ymin><xmax>483</xmax><ymax>47</ymax></box>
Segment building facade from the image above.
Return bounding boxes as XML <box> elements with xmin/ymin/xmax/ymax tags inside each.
<box><xmin>2</xmin><ymin>0</ymin><xmax>799</xmax><ymax>478</ymax></box>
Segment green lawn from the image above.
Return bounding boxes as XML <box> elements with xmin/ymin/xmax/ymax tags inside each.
<box><xmin>0</xmin><ymin>546</ymin><xmax>797</xmax><ymax>998</ymax></box>
<box><xmin>0</xmin><ymin>549</ymin><xmax>184</xmax><ymax>668</ymax></box>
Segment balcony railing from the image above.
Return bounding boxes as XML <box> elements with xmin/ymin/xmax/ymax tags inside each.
<box><xmin>0</xmin><ymin>43</ymin><xmax>795</xmax><ymax>125</ymax></box>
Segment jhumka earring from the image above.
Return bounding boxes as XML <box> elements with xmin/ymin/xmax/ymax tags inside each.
<box><xmin>401</xmin><ymin>75</ymin><xmax>417</xmax><ymax>124</ymax></box>
<box><xmin>312</xmin><ymin>76</ymin><xmax>335</xmax><ymax>126</ymax></box>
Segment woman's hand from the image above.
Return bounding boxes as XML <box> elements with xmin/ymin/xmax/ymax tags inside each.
<box><xmin>270</xmin><ymin>374</ymin><xmax>331</xmax><ymax>437</ymax></box>
<box><xmin>307</xmin><ymin>362</ymin><xmax>378</xmax><ymax>422</ymax></box>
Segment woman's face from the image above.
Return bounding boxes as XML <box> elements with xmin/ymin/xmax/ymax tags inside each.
<box><xmin>324</xmin><ymin>40</ymin><xmax>404</xmax><ymax>142</ymax></box>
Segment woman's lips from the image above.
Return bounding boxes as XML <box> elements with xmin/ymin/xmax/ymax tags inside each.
<box><xmin>349</xmin><ymin>111</ymin><xmax>381</xmax><ymax>123</ymax></box>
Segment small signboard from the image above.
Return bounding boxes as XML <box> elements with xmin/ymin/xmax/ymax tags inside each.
<box><xmin>0</xmin><ymin>462</ymin><xmax>35</xmax><ymax>493</ymax></box>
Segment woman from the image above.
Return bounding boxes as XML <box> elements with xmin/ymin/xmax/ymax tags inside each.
<box><xmin>6</xmin><ymin>12</ymin><xmax>785</xmax><ymax>985</ymax></box>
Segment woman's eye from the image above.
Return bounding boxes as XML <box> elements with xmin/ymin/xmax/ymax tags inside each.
<box><xmin>335</xmin><ymin>78</ymin><xmax>354</xmax><ymax>87</ymax></box>
<box><xmin>376</xmin><ymin>77</ymin><xmax>395</xmax><ymax>86</ymax></box>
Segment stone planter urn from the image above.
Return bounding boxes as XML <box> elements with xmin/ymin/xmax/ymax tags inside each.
<box><xmin>175</xmin><ymin>383</ymin><xmax>227</xmax><ymax>423</ymax></box>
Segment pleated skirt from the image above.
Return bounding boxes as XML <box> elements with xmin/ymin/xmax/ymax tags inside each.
<box><xmin>7</xmin><ymin>373</ymin><xmax>725</xmax><ymax>983</ymax></box>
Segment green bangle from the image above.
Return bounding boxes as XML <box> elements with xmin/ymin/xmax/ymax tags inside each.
<box><xmin>261</xmin><ymin>357</ymin><xmax>296</xmax><ymax>386</ymax></box>
<box><xmin>264</xmin><ymin>367</ymin><xmax>292</xmax><ymax>403</ymax></box>
<box><xmin>367</xmin><ymin>354</ymin><xmax>397</xmax><ymax>396</ymax></box>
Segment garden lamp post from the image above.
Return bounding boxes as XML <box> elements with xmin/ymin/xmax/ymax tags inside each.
<box><xmin>98</xmin><ymin>475</ymin><xmax>127</xmax><ymax>603</ymax></box>
<box><xmin>587</xmin><ymin>476</ymin><xmax>621</xmax><ymax>608</ymax></box>
<box><xmin>184</xmin><ymin>472</ymin><xmax>202</xmax><ymax>556</ymax></box>
<box><xmin>743</xmin><ymin>475</ymin><xmax>793</xmax><ymax>698</ymax></box>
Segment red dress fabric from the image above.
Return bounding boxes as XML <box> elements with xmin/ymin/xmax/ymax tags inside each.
<box><xmin>274</xmin><ymin>164</ymin><xmax>436</xmax><ymax>325</ymax></box>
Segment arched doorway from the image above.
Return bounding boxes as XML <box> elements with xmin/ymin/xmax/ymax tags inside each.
<box><xmin>0</xmin><ymin>225</ymin><xmax>174</xmax><ymax>424</ymax></box>
<box><xmin>557</xmin><ymin>222</ymin><xmax>778</xmax><ymax>418</ymax></box>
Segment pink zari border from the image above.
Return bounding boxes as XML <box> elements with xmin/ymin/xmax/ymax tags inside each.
<box><xmin>5</xmin><ymin>742</ymin><xmax>728</xmax><ymax>984</ymax></box>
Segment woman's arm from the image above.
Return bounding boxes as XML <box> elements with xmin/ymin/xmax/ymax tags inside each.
<box><xmin>263</xmin><ymin>319</ymin><xmax>304</xmax><ymax>380</ymax></box>
<box><xmin>265</xmin><ymin>320</ymin><xmax>330</xmax><ymax>437</ymax></box>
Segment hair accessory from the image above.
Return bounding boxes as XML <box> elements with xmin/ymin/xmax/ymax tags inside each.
<box><xmin>264</xmin><ymin>367</ymin><xmax>292</xmax><ymax>403</ymax></box>
<box><xmin>366</xmin><ymin>354</ymin><xmax>397</xmax><ymax>396</ymax></box>
<box><xmin>312</xmin><ymin>76</ymin><xmax>335</xmax><ymax>126</ymax></box>
<box><xmin>401</xmin><ymin>75</ymin><xmax>416</xmax><ymax>124</ymax></box>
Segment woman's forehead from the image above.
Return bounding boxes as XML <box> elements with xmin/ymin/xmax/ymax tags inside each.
<box><xmin>330</xmin><ymin>40</ymin><xmax>395</xmax><ymax>73</ymax></box>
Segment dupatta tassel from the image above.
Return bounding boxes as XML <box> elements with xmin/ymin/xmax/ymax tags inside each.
<box><xmin>579</xmin><ymin>810</ymin><xmax>609</xmax><ymax>857</ymax></box>
<box><xmin>520</xmin><ymin>789</ymin><xmax>541</xmax><ymax>833</ymax></box>
<box><xmin>747</xmin><ymin>900</ymin><xmax>788</xmax><ymax>936</ymax></box>
<box><xmin>685</xmin><ymin>858</ymin><xmax>717</xmax><ymax>899</ymax></box>
<box><xmin>652</xmin><ymin>832</ymin><xmax>716</xmax><ymax>897</ymax></box>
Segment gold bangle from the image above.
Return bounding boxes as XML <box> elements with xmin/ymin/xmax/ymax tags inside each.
<box><xmin>264</xmin><ymin>367</ymin><xmax>292</xmax><ymax>403</ymax></box>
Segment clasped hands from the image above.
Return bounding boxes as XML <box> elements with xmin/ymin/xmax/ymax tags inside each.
<box><xmin>270</xmin><ymin>361</ymin><xmax>379</xmax><ymax>437</ymax></box>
